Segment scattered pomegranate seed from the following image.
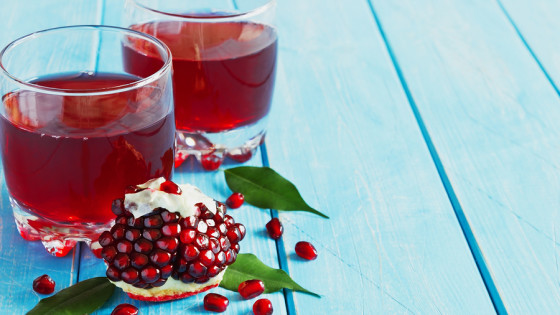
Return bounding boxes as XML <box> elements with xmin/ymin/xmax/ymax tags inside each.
<box><xmin>253</xmin><ymin>298</ymin><xmax>273</xmax><ymax>315</ymax></box>
<box><xmin>204</xmin><ymin>293</ymin><xmax>229</xmax><ymax>312</ymax></box>
<box><xmin>201</xmin><ymin>153</ymin><xmax>222</xmax><ymax>171</ymax></box>
<box><xmin>238</xmin><ymin>279</ymin><xmax>265</xmax><ymax>299</ymax></box>
<box><xmin>226</xmin><ymin>192</ymin><xmax>244</xmax><ymax>209</ymax></box>
<box><xmin>159</xmin><ymin>180</ymin><xmax>182</xmax><ymax>195</ymax></box>
<box><xmin>226</xmin><ymin>149</ymin><xmax>253</xmax><ymax>163</ymax></box>
<box><xmin>265</xmin><ymin>218</ymin><xmax>283</xmax><ymax>240</ymax></box>
<box><xmin>32</xmin><ymin>274</ymin><xmax>55</xmax><ymax>294</ymax></box>
<box><xmin>295</xmin><ymin>241</ymin><xmax>318</xmax><ymax>260</ymax></box>
<box><xmin>111</xmin><ymin>303</ymin><xmax>139</xmax><ymax>315</ymax></box>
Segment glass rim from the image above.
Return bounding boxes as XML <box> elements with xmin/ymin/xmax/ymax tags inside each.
<box><xmin>130</xmin><ymin>0</ymin><xmax>276</xmax><ymax>22</ymax></box>
<box><xmin>0</xmin><ymin>25</ymin><xmax>173</xmax><ymax>96</ymax></box>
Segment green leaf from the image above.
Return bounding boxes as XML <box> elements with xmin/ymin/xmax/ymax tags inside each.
<box><xmin>27</xmin><ymin>277</ymin><xmax>115</xmax><ymax>315</ymax></box>
<box><xmin>224</xmin><ymin>166</ymin><xmax>328</xmax><ymax>218</ymax></box>
<box><xmin>220</xmin><ymin>253</ymin><xmax>320</xmax><ymax>297</ymax></box>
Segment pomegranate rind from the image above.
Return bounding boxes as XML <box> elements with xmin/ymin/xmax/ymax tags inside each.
<box><xmin>127</xmin><ymin>283</ymin><xmax>219</xmax><ymax>302</ymax></box>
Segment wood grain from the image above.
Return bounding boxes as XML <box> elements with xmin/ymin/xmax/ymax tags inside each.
<box><xmin>264</xmin><ymin>0</ymin><xmax>495</xmax><ymax>313</ymax></box>
<box><xmin>371</xmin><ymin>0</ymin><xmax>560</xmax><ymax>312</ymax></box>
<box><xmin>0</xmin><ymin>1</ymin><xmax>103</xmax><ymax>313</ymax></box>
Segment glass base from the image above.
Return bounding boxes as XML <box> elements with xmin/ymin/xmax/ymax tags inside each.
<box><xmin>11</xmin><ymin>197</ymin><xmax>111</xmax><ymax>257</ymax></box>
<box><xmin>175</xmin><ymin>119</ymin><xmax>267</xmax><ymax>169</ymax></box>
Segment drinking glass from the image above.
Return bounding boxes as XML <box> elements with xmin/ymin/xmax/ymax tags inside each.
<box><xmin>124</xmin><ymin>0</ymin><xmax>278</xmax><ymax>168</ymax></box>
<box><xmin>0</xmin><ymin>26</ymin><xmax>174</xmax><ymax>256</ymax></box>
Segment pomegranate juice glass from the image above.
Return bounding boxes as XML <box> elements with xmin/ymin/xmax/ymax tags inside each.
<box><xmin>124</xmin><ymin>0</ymin><xmax>278</xmax><ymax>167</ymax></box>
<box><xmin>0</xmin><ymin>26</ymin><xmax>174</xmax><ymax>256</ymax></box>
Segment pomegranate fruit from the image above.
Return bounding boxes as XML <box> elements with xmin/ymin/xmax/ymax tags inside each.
<box><xmin>32</xmin><ymin>274</ymin><xmax>55</xmax><ymax>294</ymax></box>
<box><xmin>225</xmin><ymin>192</ymin><xmax>244</xmax><ymax>209</ymax></box>
<box><xmin>253</xmin><ymin>298</ymin><xmax>273</xmax><ymax>315</ymax></box>
<box><xmin>111</xmin><ymin>303</ymin><xmax>139</xmax><ymax>315</ymax></box>
<box><xmin>97</xmin><ymin>178</ymin><xmax>245</xmax><ymax>301</ymax></box>
<box><xmin>265</xmin><ymin>218</ymin><xmax>283</xmax><ymax>240</ymax></box>
<box><xmin>203</xmin><ymin>293</ymin><xmax>229</xmax><ymax>313</ymax></box>
<box><xmin>295</xmin><ymin>241</ymin><xmax>318</xmax><ymax>260</ymax></box>
<box><xmin>238</xmin><ymin>279</ymin><xmax>265</xmax><ymax>299</ymax></box>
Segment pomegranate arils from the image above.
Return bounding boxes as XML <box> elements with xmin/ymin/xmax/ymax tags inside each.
<box><xmin>121</xmin><ymin>268</ymin><xmax>140</xmax><ymax>284</ymax></box>
<box><xmin>102</xmin><ymin>246</ymin><xmax>117</xmax><ymax>262</ymax></box>
<box><xmin>99</xmin><ymin>194</ymin><xmax>245</xmax><ymax>290</ymax></box>
<box><xmin>253</xmin><ymin>298</ymin><xmax>273</xmax><ymax>315</ymax></box>
<box><xmin>180</xmin><ymin>229</ymin><xmax>197</xmax><ymax>244</ymax></box>
<box><xmin>204</xmin><ymin>293</ymin><xmax>229</xmax><ymax>313</ymax></box>
<box><xmin>161</xmin><ymin>210</ymin><xmax>178</xmax><ymax>223</ymax></box>
<box><xmin>141</xmin><ymin>266</ymin><xmax>161</xmax><ymax>283</ymax></box>
<box><xmin>159</xmin><ymin>180</ymin><xmax>182</xmax><ymax>195</ymax></box>
<box><xmin>106</xmin><ymin>266</ymin><xmax>120</xmax><ymax>281</ymax></box>
<box><xmin>144</xmin><ymin>214</ymin><xmax>163</xmax><ymax>228</ymax></box>
<box><xmin>266</xmin><ymin>218</ymin><xmax>283</xmax><ymax>239</ymax></box>
<box><xmin>116</xmin><ymin>240</ymin><xmax>133</xmax><ymax>253</ymax></box>
<box><xmin>125</xmin><ymin>229</ymin><xmax>141</xmax><ymax>242</ymax></box>
<box><xmin>114</xmin><ymin>253</ymin><xmax>131</xmax><ymax>270</ymax></box>
<box><xmin>226</xmin><ymin>192</ymin><xmax>244</xmax><ymax>209</ymax></box>
<box><xmin>99</xmin><ymin>231</ymin><xmax>114</xmax><ymax>246</ymax></box>
<box><xmin>162</xmin><ymin>223</ymin><xmax>181</xmax><ymax>237</ymax></box>
<box><xmin>32</xmin><ymin>274</ymin><xmax>55</xmax><ymax>294</ymax></box>
<box><xmin>143</xmin><ymin>229</ymin><xmax>162</xmax><ymax>241</ymax></box>
<box><xmin>156</xmin><ymin>236</ymin><xmax>179</xmax><ymax>251</ymax></box>
<box><xmin>111</xmin><ymin>303</ymin><xmax>139</xmax><ymax>315</ymax></box>
<box><xmin>189</xmin><ymin>261</ymin><xmax>208</xmax><ymax>277</ymax></box>
<box><xmin>201</xmin><ymin>153</ymin><xmax>223</xmax><ymax>171</ymax></box>
<box><xmin>238</xmin><ymin>279</ymin><xmax>265</xmax><ymax>299</ymax></box>
<box><xmin>134</xmin><ymin>238</ymin><xmax>153</xmax><ymax>254</ymax></box>
<box><xmin>115</xmin><ymin>216</ymin><xmax>128</xmax><ymax>225</ymax></box>
<box><xmin>295</xmin><ymin>241</ymin><xmax>318</xmax><ymax>260</ymax></box>
<box><xmin>111</xmin><ymin>198</ymin><xmax>126</xmax><ymax>216</ymax></box>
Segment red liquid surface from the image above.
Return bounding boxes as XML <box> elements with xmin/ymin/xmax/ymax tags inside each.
<box><xmin>0</xmin><ymin>73</ymin><xmax>175</xmax><ymax>223</ymax></box>
<box><xmin>124</xmin><ymin>21</ymin><xmax>277</xmax><ymax>132</ymax></box>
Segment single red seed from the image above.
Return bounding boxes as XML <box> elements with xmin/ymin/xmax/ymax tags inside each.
<box><xmin>225</xmin><ymin>192</ymin><xmax>244</xmax><ymax>209</ymax></box>
<box><xmin>201</xmin><ymin>153</ymin><xmax>223</xmax><ymax>171</ymax></box>
<box><xmin>160</xmin><ymin>180</ymin><xmax>182</xmax><ymax>195</ymax></box>
<box><xmin>253</xmin><ymin>298</ymin><xmax>273</xmax><ymax>315</ymax></box>
<box><xmin>156</xmin><ymin>236</ymin><xmax>179</xmax><ymax>252</ymax></box>
<box><xmin>111</xmin><ymin>303</ymin><xmax>139</xmax><ymax>315</ymax></box>
<box><xmin>121</xmin><ymin>268</ymin><xmax>140</xmax><ymax>284</ymax></box>
<box><xmin>106</xmin><ymin>266</ymin><xmax>120</xmax><ymax>281</ymax></box>
<box><xmin>238</xmin><ymin>279</ymin><xmax>265</xmax><ymax>299</ymax></box>
<box><xmin>116</xmin><ymin>240</ymin><xmax>133</xmax><ymax>254</ymax></box>
<box><xmin>150</xmin><ymin>249</ymin><xmax>172</xmax><ymax>267</ymax></box>
<box><xmin>295</xmin><ymin>241</ymin><xmax>318</xmax><ymax>260</ymax></box>
<box><xmin>266</xmin><ymin>218</ymin><xmax>283</xmax><ymax>240</ymax></box>
<box><xmin>113</xmin><ymin>253</ymin><xmax>131</xmax><ymax>270</ymax></box>
<box><xmin>188</xmin><ymin>261</ymin><xmax>208</xmax><ymax>278</ymax></box>
<box><xmin>32</xmin><ymin>274</ymin><xmax>55</xmax><ymax>294</ymax></box>
<box><xmin>111</xmin><ymin>199</ymin><xmax>125</xmax><ymax>216</ymax></box>
<box><xmin>180</xmin><ymin>229</ymin><xmax>197</xmax><ymax>244</ymax></box>
<box><xmin>141</xmin><ymin>266</ymin><xmax>161</xmax><ymax>283</ymax></box>
<box><xmin>99</xmin><ymin>231</ymin><xmax>114</xmax><ymax>246</ymax></box>
<box><xmin>204</xmin><ymin>293</ymin><xmax>229</xmax><ymax>312</ymax></box>
<box><xmin>162</xmin><ymin>223</ymin><xmax>181</xmax><ymax>237</ymax></box>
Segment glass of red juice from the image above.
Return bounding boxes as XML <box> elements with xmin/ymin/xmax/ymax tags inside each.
<box><xmin>124</xmin><ymin>0</ymin><xmax>278</xmax><ymax>169</ymax></box>
<box><xmin>0</xmin><ymin>26</ymin><xmax>175</xmax><ymax>256</ymax></box>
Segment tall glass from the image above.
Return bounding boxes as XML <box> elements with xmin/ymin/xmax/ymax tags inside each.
<box><xmin>124</xmin><ymin>0</ymin><xmax>277</xmax><ymax>169</ymax></box>
<box><xmin>0</xmin><ymin>26</ymin><xmax>174</xmax><ymax>256</ymax></box>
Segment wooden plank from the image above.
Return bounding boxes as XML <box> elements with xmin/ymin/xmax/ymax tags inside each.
<box><xmin>0</xmin><ymin>1</ymin><xmax>103</xmax><ymax>313</ymax></box>
<box><xmin>370</xmin><ymin>0</ymin><xmax>560</xmax><ymax>313</ymax></box>
<box><xmin>263</xmin><ymin>0</ymin><xmax>495</xmax><ymax>314</ymax></box>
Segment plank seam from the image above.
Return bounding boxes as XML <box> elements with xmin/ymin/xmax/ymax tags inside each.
<box><xmin>366</xmin><ymin>1</ymin><xmax>507</xmax><ymax>314</ymax></box>
<box><xmin>494</xmin><ymin>0</ymin><xmax>560</xmax><ymax>105</ymax></box>
<box><xmin>260</xmin><ymin>142</ymin><xmax>297</xmax><ymax>315</ymax></box>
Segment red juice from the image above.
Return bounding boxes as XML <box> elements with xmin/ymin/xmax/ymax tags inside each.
<box><xmin>0</xmin><ymin>73</ymin><xmax>175</xmax><ymax>224</ymax></box>
<box><xmin>124</xmin><ymin>21</ymin><xmax>277</xmax><ymax>133</ymax></box>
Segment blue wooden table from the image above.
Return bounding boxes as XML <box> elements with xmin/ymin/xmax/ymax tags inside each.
<box><xmin>2</xmin><ymin>0</ymin><xmax>560</xmax><ymax>314</ymax></box>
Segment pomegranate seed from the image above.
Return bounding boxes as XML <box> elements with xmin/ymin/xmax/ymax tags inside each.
<box><xmin>121</xmin><ymin>268</ymin><xmax>140</xmax><ymax>284</ymax></box>
<box><xmin>32</xmin><ymin>274</ymin><xmax>55</xmax><ymax>294</ymax></box>
<box><xmin>204</xmin><ymin>293</ymin><xmax>229</xmax><ymax>312</ymax></box>
<box><xmin>188</xmin><ymin>261</ymin><xmax>207</xmax><ymax>277</ymax></box>
<box><xmin>156</xmin><ymin>236</ymin><xmax>179</xmax><ymax>251</ymax></box>
<box><xmin>141</xmin><ymin>266</ymin><xmax>161</xmax><ymax>283</ymax></box>
<box><xmin>106</xmin><ymin>266</ymin><xmax>120</xmax><ymax>281</ymax></box>
<box><xmin>162</xmin><ymin>223</ymin><xmax>181</xmax><ymax>237</ymax></box>
<box><xmin>113</xmin><ymin>253</ymin><xmax>131</xmax><ymax>270</ymax></box>
<box><xmin>180</xmin><ymin>229</ymin><xmax>197</xmax><ymax>244</ymax></box>
<box><xmin>226</xmin><ymin>149</ymin><xmax>253</xmax><ymax>163</ymax></box>
<box><xmin>295</xmin><ymin>241</ymin><xmax>318</xmax><ymax>260</ymax></box>
<box><xmin>253</xmin><ymin>298</ymin><xmax>273</xmax><ymax>315</ymax></box>
<box><xmin>266</xmin><ymin>218</ymin><xmax>283</xmax><ymax>240</ymax></box>
<box><xmin>99</xmin><ymin>231</ymin><xmax>114</xmax><ymax>246</ymax></box>
<box><xmin>111</xmin><ymin>303</ymin><xmax>139</xmax><ymax>315</ymax></box>
<box><xmin>201</xmin><ymin>153</ymin><xmax>223</xmax><ymax>171</ymax></box>
<box><xmin>226</xmin><ymin>192</ymin><xmax>244</xmax><ymax>209</ymax></box>
<box><xmin>161</xmin><ymin>210</ymin><xmax>178</xmax><ymax>223</ymax></box>
<box><xmin>111</xmin><ymin>199</ymin><xmax>125</xmax><ymax>216</ymax></box>
<box><xmin>143</xmin><ymin>214</ymin><xmax>163</xmax><ymax>228</ymax></box>
<box><xmin>160</xmin><ymin>180</ymin><xmax>182</xmax><ymax>195</ymax></box>
<box><xmin>238</xmin><ymin>279</ymin><xmax>265</xmax><ymax>299</ymax></box>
